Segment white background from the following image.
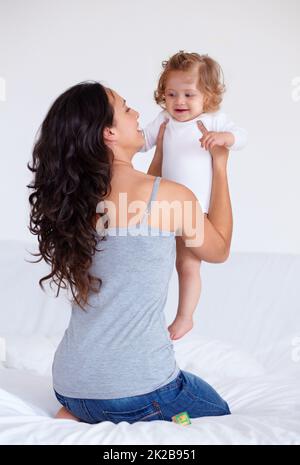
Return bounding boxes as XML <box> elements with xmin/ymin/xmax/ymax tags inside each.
<box><xmin>0</xmin><ymin>0</ymin><xmax>299</xmax><ymax>253</ymax></box>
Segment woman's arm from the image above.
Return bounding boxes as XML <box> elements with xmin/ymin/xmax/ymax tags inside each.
<box><xmin>147</xmin><ymin>149</ymin><xmax>162</xmax><ymax>176</ymax></box>
<box><xmin>207</xmin><ymin>154</ymin><xmax>232</xmax><ymax>259</ymax></box>
<box><xmin>175</xmin><ymin>121</ymin><xmax>233</xmax><ymax>263</ymax></box>
<box><xmin>147</xmin><ymin>120</ymin><xmax>168</xmax><ymax>177</ymax></box>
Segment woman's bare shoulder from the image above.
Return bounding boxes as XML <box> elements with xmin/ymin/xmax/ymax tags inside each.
<box><xmin>158</xmin><ymin>177</ymin><xmax>197</xmax><ymax>203</ymax></box>
<box><xmin>110</xmin><ymin>169</ymin><xmax>196</xmax><ymax>204</ymax></box>
<box><xmin>156</xmin><ymin>177</ymin><xmax>202</xmax><ymax>235</ymax></box>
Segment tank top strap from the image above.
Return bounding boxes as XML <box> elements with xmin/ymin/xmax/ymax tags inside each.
<box><xmin>140</xmin><ymin>176</ymin><xmax>161</xmax><ymax>225</ymax></box>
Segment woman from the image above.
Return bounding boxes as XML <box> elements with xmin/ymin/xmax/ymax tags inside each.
<box><xmin>27</xmin><ymin>81</ymin><xmax>232</xmax><ymax>424</ymax></box>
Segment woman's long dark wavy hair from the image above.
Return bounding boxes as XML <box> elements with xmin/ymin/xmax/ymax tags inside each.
<box><xmin>27</xmin><ymin>81</ymin><xmax>114</xmax><ymax>311</ymax></box>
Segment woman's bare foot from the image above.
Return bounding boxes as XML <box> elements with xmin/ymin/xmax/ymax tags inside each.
<box><xmin>55</xmin><ymin>406</ymin><xmax>80</xmax><ymax>421</ymax></box>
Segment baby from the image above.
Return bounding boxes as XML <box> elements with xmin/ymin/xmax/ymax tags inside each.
<box><xmin>140</xmin><ymin>51</ymin><xmax>247</xmax><ymax>340</ymax></box>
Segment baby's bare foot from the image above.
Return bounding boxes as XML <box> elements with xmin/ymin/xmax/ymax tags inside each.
<box><xmin>168</xmin><ymin>315</ymin><xmax>194</xmax><ymax>340</ymax></box>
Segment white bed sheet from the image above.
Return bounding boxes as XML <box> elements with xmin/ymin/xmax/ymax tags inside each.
<box><xmin>1</xmin><ymin>243</ymin><xmax>299</xmax><ymax>445</ymax></box>
<box><xmin>0</xmin><ymin>337</ymin><xmax>299</xmax><ymax>445</ymax></box>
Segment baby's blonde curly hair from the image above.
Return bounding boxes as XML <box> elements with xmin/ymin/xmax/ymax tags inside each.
<box><xmin>154</xmin><ymin>51</ymin><xmax>226</xmax><ymax>113</ymax></box>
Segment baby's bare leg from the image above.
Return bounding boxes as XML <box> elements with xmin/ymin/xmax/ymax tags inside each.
<box><xmin>167</xmin><ymin>236</ymin><xmax>202</xmax><ymax>340</ymax></box>
<box><xmin>175</xmin><ymin>235</ymin><xmax>202</xmax><ymax>319</ymax></box>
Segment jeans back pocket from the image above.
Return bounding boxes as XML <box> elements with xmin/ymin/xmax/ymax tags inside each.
<box><xmin>103</xmin><ymin>401</ymin><xmax>163</xmax><ymax>424</ymax></box>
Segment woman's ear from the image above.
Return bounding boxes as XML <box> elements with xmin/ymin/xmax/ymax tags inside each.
<box><xmin>103</xmin><ymin>126</ymin><xmax>117</xmax><ymax>144</ymax></box>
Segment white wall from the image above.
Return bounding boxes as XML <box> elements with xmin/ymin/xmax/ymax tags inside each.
<box><xmin>0</xmin><ymin>0</ymin><xmax>299</xmax><ymax>253</ymax></box>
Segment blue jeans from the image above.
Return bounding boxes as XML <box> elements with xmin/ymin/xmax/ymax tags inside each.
<box><xmin>54</xmin><ymin>370</ymin><xmax>231</xmax><ymax>424</ymax></box>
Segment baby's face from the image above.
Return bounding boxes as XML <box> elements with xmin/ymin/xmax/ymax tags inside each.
<box><xmin>164</xmin><ymin>69</ymin><xmax>205</xmax><ymax>122</ymax></box>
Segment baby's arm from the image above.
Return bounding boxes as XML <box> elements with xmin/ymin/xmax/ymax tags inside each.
<box><xmin>200</xmin><ymin>113</ymin><xmax>248</xmax><ymax>151</ymax></box>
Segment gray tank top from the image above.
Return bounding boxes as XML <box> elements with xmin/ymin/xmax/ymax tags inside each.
<box><xmin>52</xmin><ymin>176</ymin><xmax>181</xmax><ymax>399</ymax></box>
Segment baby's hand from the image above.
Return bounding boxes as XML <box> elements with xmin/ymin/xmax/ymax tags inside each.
<box><xmin>200</xmin><ymin>131</ymin><xmax>234</xmax><ymax>151</ymax></box>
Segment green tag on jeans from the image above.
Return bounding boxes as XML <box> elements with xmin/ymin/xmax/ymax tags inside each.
<box><xmin>172</xmin><ymin>411</ymin><xmax>191</xmax><ymax>425</ymax></box>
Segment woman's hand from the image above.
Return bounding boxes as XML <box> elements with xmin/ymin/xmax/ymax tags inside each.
<box><xmin>197</xmin><ymin>121</ymin><xmax>229</xmax><ymax>165</ymax></box>
<box><xmin>156</xmin><ymin>118</ymin><xmax>169</xmax><ymax>153</ymax></box>
<box><xmin>199</xmin><ymin>130</ymin><xmax>234</xmax><ymax>151</ymax></box>
<box><xmin>147</xmin><ymin>119</ymin><xmax>169</xmax><ymax>177</ymax></box>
